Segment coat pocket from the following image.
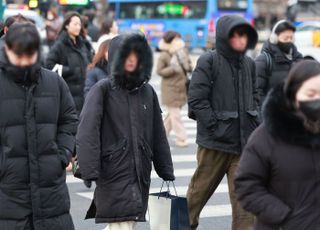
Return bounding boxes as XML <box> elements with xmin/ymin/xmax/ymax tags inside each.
<box><xmin>211</xmin><ymin>111</ymin><xmax>239</xmax><ymax>144</ymax></box>
<box><xmin>101</xmin><ymin>139</ymin><xmax>128</xmax><ymax>179</ymax></box>
<box><xmin>140</xmin><ymin>140</ymin><xmax>153</xmax><ymax>185</ymax></box>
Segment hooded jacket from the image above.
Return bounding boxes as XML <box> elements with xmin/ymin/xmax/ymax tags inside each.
<box><xmin>0</xmin><ymin>47</ymin><xmax>78</xmax><ymax>229</ymax></box>
<box><xmin>157</xmin><ymin>38</ymin><xmax>192</xmax><ymax>107</ymax></box>
<box><xmin>255</xmin><ymin>40</ymin><xmax>303</xmax><ymax>103</ymax></box>
<box><xmin>76</xmin><ymin>34</ymin><xmax>174</xmax><ymax>223</ymax></box>
<box><xmin>46</xmin><ymin>31</ymin><xmax>93</xmax><ymax>112</ymax></box>
<box><xmin>188</xmin><ymin>15</ymin><xmax>259</xmax><ymax>154</ymax></box>
<box><xmin>235</xmin><ymin>85</ymin><xmax>320</xmax><ymax>229</ymax></box>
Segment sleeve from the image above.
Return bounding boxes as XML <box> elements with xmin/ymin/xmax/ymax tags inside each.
<box><xmin>151</xmin><ymin>88</ymin><xmax>175</xmax><ymax>181</ymax></box>
<box><xmin>84</xmin><ymin>69</ymin><xmax>97</xmax><ymax>98</ymax></box>
<box><xmin>57</xmin><ymin>76</ymin><xmax>79</xmax><ymax>162</ymax></box>
<box><xmin>46</xmin><ymin>43</ymin><xmax>74</xmax><ymax>77</ymax></box>
<box><xmin>76</xmin><ymin>82</ymin><xmax>105</xmax><ymax>180</ymax></box>
<box><xmin>188</xmin><ymin>52</ymin><xmax>217</xmax><ymax>131</ymax></box>
<box><xmin>234</xmin><ymin>127</ymin><xmax>291</xmax><ymax>225</ymax></box>
<box><xmin>251</xmin><ymin>60</ymin><xmax>260</xmax><ymax>109</ymax></box>
<box><xmin>255</xmin><ymin>54</ymin><xmax>268</xmax><ymax>104</ymax></box>
<box><xmin>156</xmin><ymin>53</ymin><xmax>176</xmax><ymax>78</ymax></box>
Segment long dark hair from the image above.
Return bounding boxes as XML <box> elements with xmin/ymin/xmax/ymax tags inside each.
<box><xmin>88</xmin><ymin>40</ymin><xmax>110</xmax><ymax>70</ymax></box>
<box><xmin>59</xmin><ymin>11</ymin><xmax>83</xmax><ymax>35</ymax></box>
<box><xmin>99</xmin><ymin>18</ymin><xmax>114</xmax><ymax>37</ymax></box>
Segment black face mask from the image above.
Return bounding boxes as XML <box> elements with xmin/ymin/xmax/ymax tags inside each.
<box><xmin>278</xmin><ymin>42</ymin><xmax>293</xmax><ymax>54</ymax></box>
<box><xmin>299</xmin><ymin>100</ymin><xmax>320</xmax><ymax>122</ymax></box>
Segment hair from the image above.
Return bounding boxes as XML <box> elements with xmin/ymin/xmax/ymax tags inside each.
<box><xmin>163</xmin><ymin>31</ymin><xmax>180</xmax><ymax>44</ymax></box>
<box><xmin>59</xmin><ymin>11</ymin><xmax>82</xmax><ymax>34</ymax></box>
<box><xmin>275</xmin><ymin>21</ymin><xmax>296</xmax><ymax>35</ymax></box>
<box><xmin>84</xmin><ymin>11</ymin><xmax>95</xmax><ymax>23</ymax></box>
<box><xmin>4</xmin><ymin>14</ymin><xmax>30</xmax><ymax>29</ymax></box>
<box><xmin>284</xmin><ymin>60</ymin><xmax>320</xmax><ymax>105</ymax></box>
<box><xmin>100</xmin><ymin>18</ymin><xmax>115</xmax><ymax>36</ymax></box>
<box><xmin>5</xmin><ymin>22</ymin><xmax>40</xmax><ymax>56</ymax></box>
<box><xmin>230</xmin><ymin>25</ymin><xmax>250</xmax><ymax>37</ymax></box>
<box><xmin>88</xmin><ymin>39</ymin><xmax>110</xmax><ymax>69</ymax></box>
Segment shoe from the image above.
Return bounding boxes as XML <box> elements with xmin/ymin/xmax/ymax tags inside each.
<box><xmin>175</xmin><ymin>139</ymin><xmax>189</xmax><ymax>147</ymax></box>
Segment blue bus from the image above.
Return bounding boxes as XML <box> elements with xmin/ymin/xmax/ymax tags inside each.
<box><xmin>108</xmin><ymin>0</ymin><xmax>254</xmax><ymax>49</ymax></box>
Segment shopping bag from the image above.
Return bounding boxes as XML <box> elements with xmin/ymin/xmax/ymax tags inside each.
<box><xmin>148</xmin><ymin>181</ymin><xmax>190</xmax><ymax>230</ymax></box>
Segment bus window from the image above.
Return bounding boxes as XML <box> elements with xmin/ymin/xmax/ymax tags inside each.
<box><xmin>119</xmin><ymin>1</ymin><xmax>206</xmax><ymax>19</ymax></box>
<box><xmin>218</xmin><ymin>0</ymin><xmax>248</xmax><ymax>11</ymax></box>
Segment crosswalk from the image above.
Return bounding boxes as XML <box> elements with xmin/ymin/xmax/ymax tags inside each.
<box><xmin>67</xmin><ymin>72</ymin><xmax>233</xmax><ymax>223</ymax></box>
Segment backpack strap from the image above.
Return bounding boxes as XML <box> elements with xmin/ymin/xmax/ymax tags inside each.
<box><xmin>262</xmin><ymin>51</ymin><xmax>273</xmax><ymax>77</ymax></box>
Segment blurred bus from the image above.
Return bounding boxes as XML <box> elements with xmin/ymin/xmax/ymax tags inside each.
<box><xmin>108</xmin><ymin>0</ymin><xmax>254</xmax><ymax>49</ymax></box>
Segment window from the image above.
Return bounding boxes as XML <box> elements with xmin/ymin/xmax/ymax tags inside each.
<box><xmin>218</xmin><ymin>0</ymin><xmax>248</xmax><ymax>11</ymax></box>
<box><xmin>119</xmin><ymin>1</ymin><xmax>206</xmax><ymax>19</ymax></box>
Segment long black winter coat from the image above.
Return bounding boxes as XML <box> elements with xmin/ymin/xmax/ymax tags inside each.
<box><xmin>188</xmin><ymin>15</ymin><xmax>260</xmax><ymax>154</ymax></box>
<box><xmin>235</xmin><ymin>85</ymin><xmax>320</xmax><ymax>229</ymax></box>
<box><xmin>255</xmin><ymin>41</ymin><xmax>302</xmax><ymax>102</ymax></box>
<box><xmin>46</xmin><ymin>31</ymin><xmax>92</xmax><ymax>112</ymax></box>
<box><xmin>76</xmin><ymin>34</ymin><xmax>175</xmax><ymax>223</ymax></box>
<box><xmin>84</xmin><ymin>60</ymin><xmax>108</xmax><ymax>97</ymax></box>
<box><xmin>0</xmin><ymin>49</ymin><xmax>78</xmax><ymax>229</ymax></box>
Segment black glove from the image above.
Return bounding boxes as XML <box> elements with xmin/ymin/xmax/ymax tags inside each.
<box><xmin>162</xmin><ymin>174</ymin><xmax>175</xmax><ymax>181</ymax></box>
<box><xmin>83</xmin><ymin>180</ymin><xmax>92</xmax><ymax>188</ymax></box>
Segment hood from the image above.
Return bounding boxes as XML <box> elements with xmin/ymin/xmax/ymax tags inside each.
<box><xmin>111</xmin><ymin>33</ymin><xmax>153</xmax><ymax>90</ymax></box>
<box><xmin>262</xmin><ymin>40</ymin><xmax>303</xmax><ymax>62</ymax></box>
<box><xmin>158</xmin><ymin>38</ymin><xmax>185</xmax><ymax>54</ymax></box>
<box><xmin>216</xmin><ymin>15</ymin><xmax>258</xmax><ymax>59</ymax></box>
<box><xmin>0</xmin><ymin>46</ymin><xmax>41</xmax><ymax>85</ymax></box>
<box><xmin>262</xmin><ymin>84</ymin><xmax>320</xmax><ymax>148</ymax></box>
<box><xmin>107</xmin><ymin>35</ymin><xmax>124</xmax><ymax>75</ymax></box>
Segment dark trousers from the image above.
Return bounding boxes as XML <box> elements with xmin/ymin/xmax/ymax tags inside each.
<box><xmin>187</xmin><ymin>146</ymin><xmax>254</xmax><ymax>230</ymax></box>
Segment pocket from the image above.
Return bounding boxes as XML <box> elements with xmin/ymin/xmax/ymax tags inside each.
<box><xmin>246</xmin><ymin>110</ymin><xmax>260</xmax><ymax>131</ymax></box>
<box><xmin>140</xmin><ymin>140</ymin><xmax>153</xmax><ymax>184</ymax></box>
<box><xmin>211</xmin><ymin>111</ymin><xmax>239</xmax><ymax>144</ymax></box>
<box><xmin>101</xmin><ymin>139</ymin><xmax>128</xmax><ymax>179</ymax></box>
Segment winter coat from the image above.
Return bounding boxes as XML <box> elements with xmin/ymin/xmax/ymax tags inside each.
<box><xmin>46</xmin><ymin>31</ymin><xmax>93</xmax><ymax>112</ymax></box>
<box><xmin>0</xmin><ymin>48</ymin><xmax>78</xmax><ymax>229</ymax></box>
<box><xmin>76</xmin><ymin>34</ymin><xmax>175</xmax><ymax>223</ymax></box>
<box><xmin>157</xmin><ymin>38</ymin><xmax>192</xmax><ymax>108</ymax></box>
<box><xmin>188</xmin><ymin>15</ymin><xmax>259</xmax><ymax>154</ymax></box>
<box><xmin>84</xmin><ymin>60</ymin><xmax>108</xmax><ymax>97</ymax></box>
<box><xmin>255</xmin><ymin>40</ymin><xmax>303</xmax><ymax>103</ymax></box>
<box><xmin>235</xmin><ymin>85</ymin><xmax>320</xmax><ymax>230</ymax></box>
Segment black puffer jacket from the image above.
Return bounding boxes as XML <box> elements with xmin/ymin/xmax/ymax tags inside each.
<box><xmin>76</xmin><ymin>34</ymin><xmax>174</xmax><ymax>223</ymax></box>
<box><xmin>188</xmin><ymin>15</ymin><xmax>259</xmax><ymax>154</ymax></box>
<box><xmin>46</xmin><ymin>31</ymin><xmax>92</xmax><ymax>112</ymax></box>
<box><xmin>255</xmin><ymin>40</ymin><xmax>302</xmax><ymax>103</ymax></box>
<box><xmin>0</xmin><ymin>49</ymin><xmax>78</xmax><ymax>229</ymax></box>
<box><xmin>235</xmin><ymin>85</ymin><xmax>320</xmax><ymax>229</ymax></box>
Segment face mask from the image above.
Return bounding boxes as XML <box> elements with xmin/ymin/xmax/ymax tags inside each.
<box><xmin>278</xmin><ymin>42</ymin><xmax>293</xmax><ymax>54</ymax></box>
<box><xmin>299</xmin><ymin>100</ymin><xmax>320</xmax><ymax>122</ymax></box>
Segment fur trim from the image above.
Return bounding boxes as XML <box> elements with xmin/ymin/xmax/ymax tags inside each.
<box><xmin>158</xmin><ymin>38</ymin><xmax>185</xmax><ymax>54</ymax></box>
<box><xmin>111</xmin><ymin>33</ymin><xmax>153</xmax><ymax>88</ymax></box>
<box><xmin>263</xmin><ymin>84</ymin><xmax>320</xmax><ymax>148</ymax></box>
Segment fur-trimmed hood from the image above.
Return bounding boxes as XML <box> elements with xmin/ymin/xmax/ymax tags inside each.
<box><xmin>110</xmin><ymin>33</ymin><xmax>153</xmax><ymax>90</ymax></box>
<box><xmin>262</xmin><ymin>84</ymin><xmax>320</xmax><ymax>148</ymax></box>
<box><xmin>158</xmin><ymin>38</ymin><xmax>185</xmax><ymax>54</ymax></box>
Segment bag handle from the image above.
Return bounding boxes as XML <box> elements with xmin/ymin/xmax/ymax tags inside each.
<box><xmin>159</xmin><ymin>180</ymin><xmax>178</xmax><ymax>197</ymax></box>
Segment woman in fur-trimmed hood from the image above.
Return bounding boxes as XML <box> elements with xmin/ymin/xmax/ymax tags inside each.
<box><xmin>76</xmin><ymin>33</ymin><xmax>175</xmax><ymax>229</ymax></box>
<box><xmin>157</xmin><ymin>31</ymin><xmax>192</xmax><ymax>147</ymax></box>
<box><xmin>235</xmin><ymin>60</ymin><xmax>320</xmax><ymax>229</ymax></box>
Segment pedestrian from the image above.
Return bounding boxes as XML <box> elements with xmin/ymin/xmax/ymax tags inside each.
<box><xmin>0</xmin><ymin>14</ymin><xmax>29</xmax><ymax>42</ymax></box>
<box><xmin>46</xmin><ymin>12</ymin><xmax>93</xmax><ymax>113</ymax></box>
<box><xmin>45</xmin><ymin>6</ymin><xmax>62</xmax><ymax>49</ymax></box>
<box><xmin>84</xmin><ymin>39</ymin><xmax>110</xmax><ymax>97</ymax></box>
<box><xmin>96</xmin><ymin>18</ymin><xmax>118</xmax><ymax>52</ymax></box>
<box><xmin>187</xmin><ymin>15</ymin><xmax>259</xmax><ymax>230</ymax></box>
<box><xmin>84</xmin><ymin>11</ymin><xmax>99</xmax><ymax>42</ymax></box>
<box><xmin>157</xmin><ymin>31</ymin><xmax>192</xmax><ymax>147</ymax></box>
<box><xmin>235</xmin><ymin>60</ymin><xmax>320</xmax><ymax>229</ymax></box>
<box><xmin>76</xmin><ymin>33</ymin><xmax>175</xmax><ymax>230</ymax></box>
<box><xmin>0</xmin><ymin>22</ymin><xmax>78</xmax><ymax>229</ymax></box>
<box><xmin>255</xmin><ymin>20</ymin><xmax>302</xmax><ymax>103</ymax></box>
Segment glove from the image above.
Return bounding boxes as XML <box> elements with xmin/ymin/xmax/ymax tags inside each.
<box><xmin>162</xmin><ymin>174</ymin><xmax>175</xmax><ymax>181</ymax></box>
<box><xmin>83</xmin><ymin>180</ymin><xmax>92</xmax><ymax>188</ymax></box>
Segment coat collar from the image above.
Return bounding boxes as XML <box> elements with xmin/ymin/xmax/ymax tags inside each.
<box><xmin>262</xmin><ymin>84</ymin><xmax>320</xmax><ymax>148</ymax></box>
